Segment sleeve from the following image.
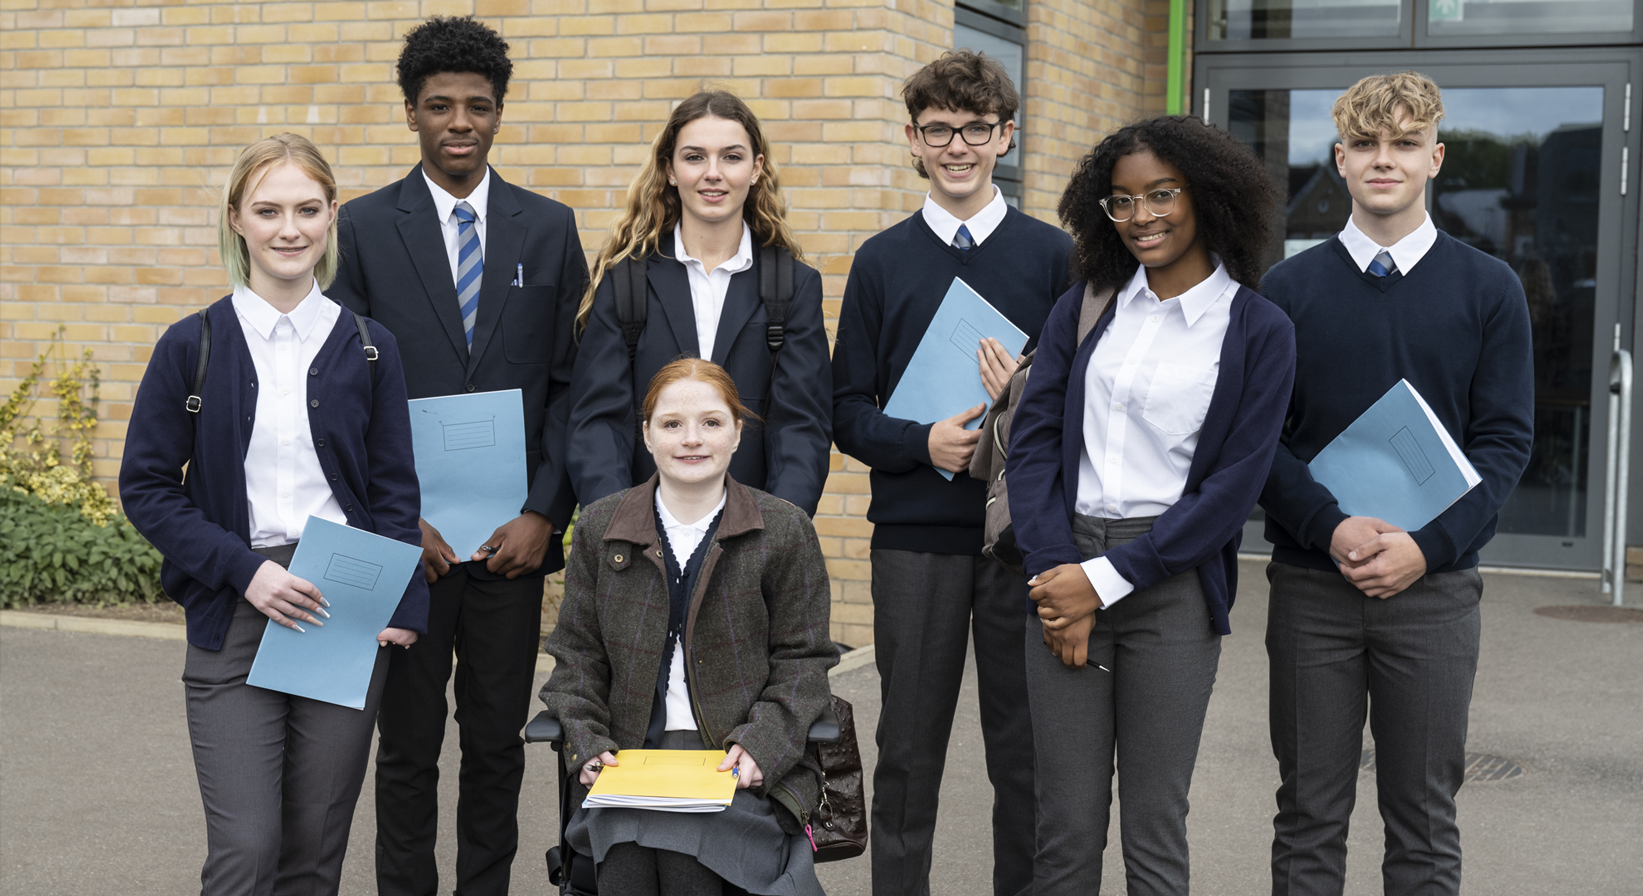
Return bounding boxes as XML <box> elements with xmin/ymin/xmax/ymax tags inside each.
<box><xmin>1102</xmin><ymin>311</ymin><xmax>1298</xmax><ymax>592</ymax></box>
<box><xmin>723</xmin><ymin>511</ymin><xmax>839</xmax><ymax>796</ymax></box>
<box><xmin>117</xmin><ymin>317</ymin><xmax>267</xmax><ymax>603</ymax></box>
<box><xmin>565</xmin><ymin>271</ymin><xmax>638</xmax><ymax>509</ymax></box>
<box><xmin>1006</xmin><ymin>285</ymin><xmax>1088</xmax><ymax>579</ymax></box>
<box><xmin>830</xmin><ymin>253</ymin><xmax>935</xmax><ymax>472</ymax></box>
<box><xmin>760</xmin><ymin>263</ymin><xmax>832</xmax><ymax>515</ymax></box>
<box><xmin>1408</xmin><ymin>280</ymin><xmax>1535</xmax><ymax>569</ymax></box>
<box><xmin>1261</xmin><ymin>428</ymin><xmax>1352</xmax><ymax>554</ymax></box>
<box><xmin>362</xmin><ymin>325</ymin><xmax>431</xmax><ymax>634</ymax></box>
<box><xmin>522</xmin><ymin>211</ymin><xmax>587</xmax><ymax>527</ymax></box>
<box><xmin>328</xmin><ymin>204</ymin><xmax>370</xmax><ymax>317</ymax></box>
<box><xmin>539</xmin><ymin>518</ymin><xmax>620</xmax><ymax>765</ymax></box>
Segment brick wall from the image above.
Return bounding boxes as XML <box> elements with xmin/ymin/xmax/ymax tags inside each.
<box><xmin>1</xmin><ymin>0</ymin><xmax>1174</xmax><ymax>647</ymax></box>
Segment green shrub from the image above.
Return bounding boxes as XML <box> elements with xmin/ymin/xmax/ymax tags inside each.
<box><xmin>0</xmin><ymin>487</ymin><xmax>164</xmax><ymax>608</ymax></box>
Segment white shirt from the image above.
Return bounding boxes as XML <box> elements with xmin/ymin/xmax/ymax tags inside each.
<box><xmin>672</xmin><ymin>220</ymin><xmax>754</xmax><ymax>362</ymax></box>
<box><xmin>1075</xmin><ymin>263</ymin><xmax>1237</xmax><ymax>607</ymax></box>
<box><xmin>656</xmin><ymin>488</ymin><xmax>728</xmax><ymax>731</ymax></box>
<box><xmin>233</xmin><ymin>282</ymin><xmax>349</xmax><ymax>548</ymax></box>
<box><xmin>423</xmin><ymin>166</ymin><xmax>491</xmax><ymax>293</ymax></box>
<box><xmin>1338</xmin><ymin>212</ymin><xmax>1437</xmax><ymax>276</ymax></box>
<box><xmin>920</xmin><ymin>185</ymin><xmax>1008</xmax><ymax>246</ymax></box>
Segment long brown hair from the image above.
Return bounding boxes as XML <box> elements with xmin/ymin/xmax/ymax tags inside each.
<box><xmin>577</xmin><ymin>91</ymin><xmax>804</xmax><ymax>330</ymax></box>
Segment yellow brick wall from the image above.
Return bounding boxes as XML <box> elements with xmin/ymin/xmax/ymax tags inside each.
<box><xmin>1</xmin><ymin>0</ymin><xmax>1174</xmax><ymax>648</ymax></box>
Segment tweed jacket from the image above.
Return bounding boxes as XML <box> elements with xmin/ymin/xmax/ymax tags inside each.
<box><xmin>540</xmin><ymin>473</ymin><xmax>838</xmax><ymax>827</ymax></box>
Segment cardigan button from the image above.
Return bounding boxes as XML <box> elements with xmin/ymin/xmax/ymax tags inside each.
<box><xmin>315</xmin><ymin>439</ymin><xmax>325</xmax><ymax>447</ymax></box>
<box><xmin>330</xmin><ymin>474</ymin><xmax>337</xmax><ymax>481</ymax></box>
<box><xmin>465</xmin><ymin>383</ymin><xmax>476</xmax><ymax>392</ymax></box>
<box><xmin>310</xmin><ymin>399</ymin><xmax>319</xmax><ymax>408</ymax></box>
<box><xmin>309</xmin><ymin>367</ymin><xmax>318</xmax><ymax>376</ymax></box>
<box><xmin>345</xmin><ymin>504</ymin><xmax>353</xmax><ymax>511</ymax></box>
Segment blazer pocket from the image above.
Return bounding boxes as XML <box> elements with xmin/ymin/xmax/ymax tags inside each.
<box><xmin>1141</xmin><ymin>362</ymin><xmax>1218</xmax><ymax>436</ymax></box>
<box><xmin>501</xmin><ymin>284</ymin><xmax>557</xmax><ymax>364</ymax></box>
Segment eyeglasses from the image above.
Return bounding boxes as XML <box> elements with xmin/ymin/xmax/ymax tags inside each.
<box><xmin>913</xmin><ymin>121</ymin><xmax>1004</xmax><ymax>148</ymax></box>
<box><xmin>1099</xmin><ymin>186</ymin><xmax>1188</xmax><ymax>222</ymax></box>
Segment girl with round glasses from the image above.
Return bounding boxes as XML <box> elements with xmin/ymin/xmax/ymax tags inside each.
<box><xmin>1005</xmin><ymin>116</ymin><xmax>1296</xmax><ymax>894</ymax></box>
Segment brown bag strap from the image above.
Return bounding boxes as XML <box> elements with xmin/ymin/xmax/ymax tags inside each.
<box><xmin>1075</xmin><ymin>283</ymin><xmax>1116</xmax><ymax>346</ymax></box>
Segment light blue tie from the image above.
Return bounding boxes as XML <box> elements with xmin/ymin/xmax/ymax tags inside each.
<box><xmin>1368</xmin><ymin>248</ymin><xmax>1397</xmax><ymax>278</ymax></box>
<box><xmin>454</xmin><ymin>201</ymin><xmax>482</xmax><ymax>347</ymax></box>
<box><xmin>953</xmin><ymin>223</ymin><xmax>974</xmax><ymax>253</ymax></box>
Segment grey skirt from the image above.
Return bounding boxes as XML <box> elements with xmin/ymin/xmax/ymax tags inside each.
<box><xmin>566</xmin><ymin>732</ymin><xmax>825</xmax><ymax>896</ymax></box>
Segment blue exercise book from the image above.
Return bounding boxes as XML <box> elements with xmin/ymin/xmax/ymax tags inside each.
<box><xmin>407</xmin><ymin>389</ymin><xmax>529</xmax><ymax>558</ymax></box>
<box><xmin>883</xmin><ymin>277</ymin><xmax>1028</xmax><ymax>481</ymax></box>
<box><xmin>246</xmin><ymin>517</ymin><xmax>422</xmax><ymax>709</ymax></box>
<box><xmin>1308</xmin><ymin>379</ymin><xmax>1481</xmax><ymax>533</ymax></box>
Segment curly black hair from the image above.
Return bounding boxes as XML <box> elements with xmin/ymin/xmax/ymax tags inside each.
<box><xmin>1058</xmin><ymin>116</ymin><xmax>1281</xmax><ymax>293</ymax></box>
<box><xmin>396</xmin><ymin>16</ymin><xmax>513</xmax><ymax>106</ymax></box>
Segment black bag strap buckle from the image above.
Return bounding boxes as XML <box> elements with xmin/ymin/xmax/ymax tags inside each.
<box><xmin>185</xmin><ymin>395</ymin><xmax>202</xmax><ymax>413</ymax></box>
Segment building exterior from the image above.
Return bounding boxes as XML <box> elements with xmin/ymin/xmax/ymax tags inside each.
<box><xmin>3</xmin><ymin>0</ymin><xmax>1639</xmax><ymax>642</ymax></box>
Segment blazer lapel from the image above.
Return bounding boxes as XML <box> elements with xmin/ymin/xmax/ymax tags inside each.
<box><xmin>395</xmin><ymin>169</ymin><xmax>469</xmax><ymax>363</ymax></box>
<box><xmin>708</xmin><ymin>263</ymin><xmax>760</xmax><ymax>365</ymax></box>
<box><xmin>650</xmin><ymin>233</ymin><xmax>700</xmax><ymax>358</ymax></box>
<box><xmin>466</xmin><ymin>171</ymin><xmax>523</xmax><ymax>376</ymax></box>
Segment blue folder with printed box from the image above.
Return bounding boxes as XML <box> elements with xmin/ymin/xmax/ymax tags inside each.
<box><xmin>407</xmin><ymin>389</ymin><xmax>529</xmax><ymax>558</ymax></box>
<box><xmin>1308</xmin><ymin>379</ymin><xmax>1481</xmax><ymax>532</ymax></box>
<box><xmin>246</xmin><ymin>517</ymin><xmax>421</xmax><ymax>709</ymax></box>
<box><xmin>883</xmin><ymin>277</ymin><xmax>1028</xmax><ymax>481</ymax></box>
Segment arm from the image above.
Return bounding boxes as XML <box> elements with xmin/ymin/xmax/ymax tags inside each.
<box><xmin>566</xmin><ymin>273</ymin><xmax>639</xmax><ymax>508</ymax></box>
<box><xmin>523</xmin><ymin>214</ymin><xmax>586</xmax><ymax>528</ymax></box>
<box><xmin>1260</xmin><ymin>430</ymin><xmax>1350</xmax><ymax>555</ymax></box>
<box><xmin>539</xmin><ymin>518</ymin><xmax>619</xmax><ymax>766</ymax></box>
<box><xmin>830</xmin><ymin>259</ymin><xmax>934</xmax><ymax>473</ymax></box>
<box><xmin>1007</xmin><ymin>285</ymin><xmax>1091</xmax><ymax>579</ymax></box>
<box><xmin>328</xmin><ymin>204</ymin><xmax>369</xmax><ymax>317</ymax></box>
<box><xmin>761</xmin><ymin>264</ymin><xmax>832</xmax><ymax>514</ymax></box>
<box><xmin>722</xmin><ymin>511</ymin><xmax>839</xmax><ymax>796</ymax></box>
<box><xmin>361</xmin><ymin>325</ymin><xmax>431</xmax><ymax>635</ymax></box>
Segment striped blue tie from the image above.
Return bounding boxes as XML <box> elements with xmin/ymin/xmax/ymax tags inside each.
<box><xmin>953</xmin><ymin>223</ymin><xmax>974</xmax><ymax>253</ymax></box>
<box><xmin>454</xmin><ymin>201</ymin><xmax>482</xmax><ymax>347</ymax></box>
<box><xmin>1368</xmin><ymin>248</ymin><xmax>1397</xmax><ymax>278</ymax></box>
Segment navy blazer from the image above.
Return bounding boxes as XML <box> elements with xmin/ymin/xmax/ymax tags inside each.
<box><xmin>566</xmin><ymin>233</ymin><xmax>832</xmax><ymax>514</ymax></box>
<box><xmin>329</xmin><ymin>166</ymin><xmax>585</xmax><ymax>571</ymax></box>
<box><xmin>119</xmin><ymin>296</ymin><xmax>430</xmax><ymax>650</ymax></box>
<box><xmin>1007</xmin><ymin>280</ymin><xmax>1296</xmax><ymax>635</ymax></box>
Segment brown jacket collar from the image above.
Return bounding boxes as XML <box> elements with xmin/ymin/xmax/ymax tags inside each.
<box><xmin>603</xmin><ymin>473</ymin><xmax>765</xmax><ymax>547</ymax></box>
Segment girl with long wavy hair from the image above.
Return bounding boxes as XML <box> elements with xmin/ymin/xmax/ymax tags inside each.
<box><xmin>566</xmin><ymin>91</ymin><xmax>832</xmax><ymax>514</ymax></box>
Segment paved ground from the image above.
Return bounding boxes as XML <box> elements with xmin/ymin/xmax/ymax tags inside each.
<box><xmin>2</xmin><ymin>561</ymin><xmax>1639</xmax><ymax>895</ymax></box>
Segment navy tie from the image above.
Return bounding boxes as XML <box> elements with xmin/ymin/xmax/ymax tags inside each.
<box><xmin>953</xmin><ymin>224</ymin><xmax>974</xmax><ymax>253</ymax></box>
<box><xmin>454</xmin><ymin>201</ymin><xmax>482</xmax><ymax>347</ymax></box>
<box><xmin>1368</xmin><ymin>248</ymin><xmax>1397</xmax><ymax>278</ymax></box>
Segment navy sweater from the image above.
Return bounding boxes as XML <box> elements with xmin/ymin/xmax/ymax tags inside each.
<box><xmin>1008</xmin><ymin>280</ymin><xmax>1296</xmax><ymax>635</ymax></box>
<box><xmin>1259</xmin><ymin>233</ymin><xmax>1535</xmax><ymax>573</ymax></box>
<box><xmin>832</xmin><ymin>207</ymin><xmax>1075</xmax><ymax>554</ymax></box>
<box><xmin>119</xmin><ymin>296</ymin><xmax>430</xmax><ymax>650</ymax></box>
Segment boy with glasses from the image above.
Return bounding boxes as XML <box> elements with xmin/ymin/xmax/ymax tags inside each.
<box><xmin>1258</xmin><ymin>71</ymin><xmax>1533</xmax><ymax>895</ymax></box>
<box><xmin>831</xmin><ymin>49</ymin><xmax>1074</xmax><ymax>896</ymax></box>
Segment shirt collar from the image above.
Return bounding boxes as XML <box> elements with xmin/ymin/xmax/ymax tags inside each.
<box><xmin>1339</xmin><ymin>212</ymin><xmax>1437</xmax><ymax>274</ymax></box>
<box><xmin>920</xmin><ymin>185</ymin><xmax>1007</xmax><ymax>246</ymax></box>
<box><xmin>1116</xmin><ymin>258</ymin><xmax>1236</xmax><ymax>327</ymax></box>
<box><xmin>671</xmin><ymin>220</ymin><xmax>755</xmax><ymax>276</ymax></box>
<box><xmin>231</xmin><ymin>280</ymin><xmax>330</xmax><ymax>341</ymax></box>
<box><xmin>654</xmin><ymin>487</ymin><xmax>729</xmax><ymax>534</ymax></box>
<box><xmin>423</xmin><ymin>166</ymin><xmax>491</xmax><ymax>226</ymax></box>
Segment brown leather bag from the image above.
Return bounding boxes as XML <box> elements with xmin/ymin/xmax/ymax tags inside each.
<box><xmin>807</xmin><ymin>695</ymin><xmax>867</xmax><ymax>862</ymax></box>
<box><xmin>969</xmin><ymin>283</ymin><xmax>1114</xmax><ymax>575</ymax></box>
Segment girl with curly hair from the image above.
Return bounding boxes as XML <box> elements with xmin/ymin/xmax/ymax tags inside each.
<box><xmin>566</xmin><ymin>91</ymin><xmax>833</xmax><ymax>515</ymax></box>
<box><xmin>1005</xmin><ymin>116</ymin><xmax>1296</xmax><ymax>894</ymax></box>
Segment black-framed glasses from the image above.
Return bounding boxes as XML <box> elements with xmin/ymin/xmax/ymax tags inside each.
<box><xmin>914</xmin><ymin>121</ymin><xmax>1004</xmax><ymax>147</ymax></box>
<box><xmin>1099</xmin><ymin>186</ymin><xmax>1188</xmax><ymax>222</ymax></box>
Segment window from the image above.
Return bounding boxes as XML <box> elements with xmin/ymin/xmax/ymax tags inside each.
<box><xmin>955</xmin><ymin>5</ymin><xmax>1027</xmax><ymax>205</ymax></box>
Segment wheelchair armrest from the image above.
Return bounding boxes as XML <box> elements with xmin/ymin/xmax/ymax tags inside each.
<box><xmin>524</xmin><ymin>710</ymin><xmax>563</xmax><ymax>744</ymax></box>
<box><xmin>806</xmin><ymin>705</ymin><xmax>841</xmax><ymax>744</ymax></box>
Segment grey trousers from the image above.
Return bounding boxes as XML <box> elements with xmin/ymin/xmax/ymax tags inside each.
<box><xmin>1023</xmin><ymin>516</ymin><xmax>1221</xmax><ymax>896</ymax></box>
<box><xmin>1266</xmin><ymin>562</ymin><xmax>1483</xmax><ymax>896</ymax></box>
<box><xmin>868</xmin><ymin>549</ymin><xmax>1036</xmax><ymax>896</ymax></box>
<box><xmin>184</xmin><ymin>597</ymin><xmax>390</xmax><ymax>896</ymax></box>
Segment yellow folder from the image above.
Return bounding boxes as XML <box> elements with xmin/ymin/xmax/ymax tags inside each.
<box><xmin>583</xmin><ymin>750</ymin><xmax>737</xmax><ymax>813</ymax></box>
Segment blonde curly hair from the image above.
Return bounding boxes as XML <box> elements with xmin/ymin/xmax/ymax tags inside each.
<box><xmin>1332</xmin><ymin>71</ymin><xmax>1445</xmax><ymax>142</ymax></box>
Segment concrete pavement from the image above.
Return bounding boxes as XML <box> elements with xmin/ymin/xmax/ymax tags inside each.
<box><xmin>2</xmin><ymin>561</ymin><xmax>1639</xmax><ymax>894</ymax></box>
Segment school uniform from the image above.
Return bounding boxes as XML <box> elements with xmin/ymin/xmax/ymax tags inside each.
<box><xmin>328</xmin><ymin>164</ymin><xmax>585</xmax><ymax>896</ymax></box>
<box><xmin>1007</xmin><ymin>263</ymin><xmax>1295</xmax><ymax>895</ymax></box>
<box><xmin>118</xmin><ymin>284</ymin><xmax>428</xmax><ymax>896</ymax></box>
<box><xmin>567</xmin><ymin>222</ymin><xmax>832</xmax><ymax>514</ymax></box>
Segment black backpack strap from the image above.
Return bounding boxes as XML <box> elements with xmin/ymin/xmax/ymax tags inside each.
<box><xmin>188</xmin><ymin>308</ymin><xmax>210</xmax><ymax>418</ymax></box>
<box><xmin>352</xmin><ymin>311</ymin><xmax>378</xmax><ymax>388</ymax></box>
<box><xmin>610</xmin><ymin>256</ymin><xmax>649</xmax><ymax>446</ymax></box>
<box><xmin>758</xmin><ymin>245</ymin><xmax>795</xmax><ymax>403</ymax></box>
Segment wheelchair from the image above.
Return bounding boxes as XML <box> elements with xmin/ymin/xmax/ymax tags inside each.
<box><xmin>524</xmin><ymin>707</ymin><xmax>843</xmax><ymax>895</ymax></box>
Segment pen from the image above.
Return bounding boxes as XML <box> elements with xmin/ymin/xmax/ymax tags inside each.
<box><xmin>515</xmin><ymin>263</ymin><xmax>523</xmax><ymax>286</ymax></box>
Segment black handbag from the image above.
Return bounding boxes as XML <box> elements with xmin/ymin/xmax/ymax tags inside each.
<box><xmin>807</xmin><ymin>695</ymin><xmax>868</xmax><ymax>862</ymax></box>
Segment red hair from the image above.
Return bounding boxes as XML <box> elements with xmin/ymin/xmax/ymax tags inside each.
<box><xmin>642</xmin><ymin>358</ymin><xmax>757</xmax><ymax>425</ymax></box>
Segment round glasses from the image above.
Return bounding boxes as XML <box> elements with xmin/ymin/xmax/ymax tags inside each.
<box><xmin>1099</xmin><ymin>186</ymin><xmax>1188</xmax><ymax>222</ymax></box>
<box><xmin>913</xmin><ymin>121</ymin><xmax>1004</xmax><ymax>148</ymax></box>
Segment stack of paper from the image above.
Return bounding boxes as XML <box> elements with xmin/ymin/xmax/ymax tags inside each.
<box><xmin>583</xmin><ymin>750</ymin><xmax>737</xmax><ymax>813</ymax></box>
<box><xmin>1308</xmin><ymin>379</ymin><xmax>1482</xmax><ymax>532</ymax></box>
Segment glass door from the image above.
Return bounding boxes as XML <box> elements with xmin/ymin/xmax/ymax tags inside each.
<box><xmin>1199</xmin><ymin>49</ymin><xmax>1641</xmax><ymax>568</ymax></box>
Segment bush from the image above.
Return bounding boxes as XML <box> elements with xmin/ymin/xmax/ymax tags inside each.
<box><xmin>0</xmin><ymin>487</ymin><xmax>164</xmax><ymax>608</ymax></box>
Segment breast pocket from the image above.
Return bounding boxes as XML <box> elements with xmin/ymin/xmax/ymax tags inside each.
<box><xmin>501</xmin><ymin>284</ymin><xmax>557</xmax><ymax>364</ymax></box>
<box><xmin>1141</xmin><ymin>362</ymin><xmax>1217</xmax><ymax>436</ymax></box>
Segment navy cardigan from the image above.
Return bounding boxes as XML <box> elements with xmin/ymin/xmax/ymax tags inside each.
<box><xmin>119</xmin><ymin>296</ymin><xmax>429</xmax><ymax>650</ymax></box>
<box><xmin>1007</xmin><ymin>280</ymin><xmax>1296</xmax><ymax>635</ymax></box>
